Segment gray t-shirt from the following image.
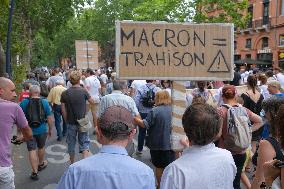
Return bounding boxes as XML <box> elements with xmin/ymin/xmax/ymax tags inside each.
<box><xmin>61</xmin><ymin>87</ymin><xmax>90</xmax><ymax>124</ymax></box>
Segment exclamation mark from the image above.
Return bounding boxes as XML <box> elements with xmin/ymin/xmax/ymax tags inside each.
<box><xmin>217</xmin><ymin>56</ymin><xmax>221</xmax><ymax>69</ymax></box>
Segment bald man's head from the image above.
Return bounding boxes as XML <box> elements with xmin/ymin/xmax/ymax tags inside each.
<box><xmin>0</xmin><ymin>77</ymin><xmax>17</xmax><ymax>101</ymax></box>
<box><xmin>0</xmin><ymin>77</ymin><xmax>12</xmax><ymax>88</ymax></box>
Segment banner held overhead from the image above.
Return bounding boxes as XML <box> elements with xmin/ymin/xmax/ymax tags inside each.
<box><xmin>116</xmin><ymin>21</ymin><xmax>234</xmax><ymax>81</ymax></box>
<box><xmin>75</xmin><ymin>40</ymin><xmax>99</xmax><ymax>70</ymax></box>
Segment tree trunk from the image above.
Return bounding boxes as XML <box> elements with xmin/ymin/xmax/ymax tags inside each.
<box><xmin>0</xmin><ymin>41</ymin><xmax>6</xmax><ymax>77</ymax></box>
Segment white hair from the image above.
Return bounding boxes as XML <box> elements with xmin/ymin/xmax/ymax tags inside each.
<box><xmin>56</xmin><ymin>79</ymin><xmax>65</xmax><ymax>85</ymax></box>
<box><xmin>29</xmin><ymin>85</ymin><xmax>41</xmax><ymax>94</ymax></box>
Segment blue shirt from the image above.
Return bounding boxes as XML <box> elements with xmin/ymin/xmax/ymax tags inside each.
<box><xmin>273</xmin><ymin>93</ymin><xmax>284</xmax><ymax>97</ymax></box>
<box><xmin>134</xmin><ymin>83</ymin><xmax>160</xmax><ymax>114</ymax></box>
<box><xmin>56</xmin><ymin>145</ymin><xmax>155</xmax><ymax>189</ymax></box>
<box><xmin>20</xmin><ymin>98</ymin><xmax>52</xmax><ymax>135</ymax></box>
<box><xmin>143</xmin><ymin>105</ymin><xmax>172</xmax><ymax>150</ymax></box>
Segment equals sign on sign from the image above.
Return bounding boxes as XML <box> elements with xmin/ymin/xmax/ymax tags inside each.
<box><xmin>213</xmin><ymin>38</ymin><xmax>227</xmax><ymax>46</ymax></box>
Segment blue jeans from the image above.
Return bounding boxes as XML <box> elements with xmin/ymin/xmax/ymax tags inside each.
<box><xmin>66</xmin><ymin>124</ymin><xmax>90</xmax><ymax>155</ymax></box>
<box><xmin>53</xmin><ymin>104</ymin><xmax>67</xmax><ymax>138</ymax></box>
<box><xmin>138</xmin><ymin>113</ymin><xmax>148</xmax><ymax>152</ymax></box>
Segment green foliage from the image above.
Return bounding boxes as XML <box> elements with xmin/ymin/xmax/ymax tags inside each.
<box><xmin>0</xmin><ymin>0</ymin><xmax>85</xmax><ymax>68</ymax></box>
<box><xmin>0</xmin><ymin>0</ymin><xmax>9</xmax><ymax>7</ymax></box>
<box><xmin>0</xmin><ymin>0</ymin><xmax>250</xmax><ymax>69</ymax></box>
<box><xmin>12</xmin><ymin>63</ymin><xmax>28</xmax><ymax>93</ymax></box>
<box><xmin>133</xmin><ymin>0</ymin><xmax>194</xmax><ymax>22</ymax></box>
<box><xmin>194</xmin><ymin>0</ymin><xmax>250</xmax><ymax>28</ymax></box>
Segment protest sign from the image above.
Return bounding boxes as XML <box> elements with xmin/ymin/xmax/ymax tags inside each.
<box><xmin>75</xmin><ymin>40</ymin><xmax>99</xmax><ymax>70</ymax></box>
<box><xmin>116</xmin><ymin>21</ymin><xmax>234</xmax><ymax>80</ymax></box>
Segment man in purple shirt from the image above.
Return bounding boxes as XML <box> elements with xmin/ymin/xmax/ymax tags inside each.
<box><xmin>0</xmin><ymin>77</ymin><xmax>32</xmax><ymax>189</ymax></box>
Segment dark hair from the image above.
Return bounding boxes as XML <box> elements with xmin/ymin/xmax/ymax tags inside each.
<box><xmin>86</xmin><ymin>68</ymin><xmax>94</xmax><ymax>75</ymax></box>
<box><xmin>161</xmin><ymin>80</ymin><xmax>171</xmax><ymax>89</ymax></box>
<box><xmin>182</xmin><ymin>103</ymin><xmax>222</xmax><ymax>145</ymax></box>
<box><xmin>146</xmin><ymin>80</ymin><xmax>154</xmax><ymax>83</ymax></box>
<box><xmin>265</xmin><ymin>70</ymin><xmax>274</xmax><ymax>78</ymax></box>
<box><xmin>262</xmin><ymin>96</ymin><xmax>284</xmax><ymax>137</ymax></box>
<box><xmin>247</xmin><ymin>74</ymin><xmax>258</xmax><ymax>94</ymax></box>
<box><xmin>222</xmin><ymin>85</ymin><xmax>236</xmax><ymax>99</ymax></box>
<box><xmin>192</xmin><ymin>96</ymin><xmax>206</xmax><ymax>105</ymax></box>
<box><xmin>100</xmin><ymin>122</ymin><xmax>131</xmax><ymax>141</ymax></box>
<box><xmin>276</xmin><ymin>105</ymin><xmax>284</xmax><ymax>149</ymax></box>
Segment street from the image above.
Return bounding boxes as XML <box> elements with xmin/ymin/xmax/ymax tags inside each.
<box><xmin>12</xmin><ymin>127</ymin><xmax>153</xmax><ymax>189</ymax></box>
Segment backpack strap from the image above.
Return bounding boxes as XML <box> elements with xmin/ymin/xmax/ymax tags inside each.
<box><xmin>221</xmin><ymin>104</ymin><xmax>233</xmax><ymax>109</ymax></box>
<box><xmin>266</xmin><ymin>137</ymin><xmax>284</xmax><ymax>161</ymax></box>
<box><xmin>39</xmin><ymin>98</ymin><xmax>47</xmax><ymax>121</ymax></box>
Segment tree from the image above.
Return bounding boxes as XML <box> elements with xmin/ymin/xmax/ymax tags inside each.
<box><xmin>14</xmin><ymin>0</ymin><xmax>250</xmax><ymax>69</ymax></box>
<box><xmin>0</xmin><ymin>0</ymin><xmax>9</xmax><ymax>76</ymax></box>
<box><xmin>194</xmin><ymin>0</ymin><xmax>250</xmax><ymax>28</ymax></box>
<box><xmin>133</xmin><ymin>0</ymin><xmax>194</xmax><ymax>22</ymax></box>
<box><xmin>0</xmin><ymin>40</ymin><xmax>5</xmax><ymax>76</ymax></box>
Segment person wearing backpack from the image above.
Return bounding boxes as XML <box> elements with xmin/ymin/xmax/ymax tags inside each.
<box><xmin>134</xmin><ymin>80</ymin><xmax>160</xmax><ymax>155</ymax></box>
<box><xmin>217</xmin><ymin>85</ymin><xmax>263</xmax><ymax>189</ymax></box>
<box><xmin>251</xmin><ymin>96</ymin><xmax>284</xmax><ymax>189</ymax></box>
<box><xmin>20</xmin><ymin>85</ymin><xmax>53</xmax><ymax>180</ymax></box>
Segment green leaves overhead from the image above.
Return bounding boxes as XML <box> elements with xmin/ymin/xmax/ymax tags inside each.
<box><xmin>0</xmin><ymin>0</ymin><xmax>250</xmax><ymax>68</ymax></box>
<box><xmin>194</xmin><ymin>0</ymin><xmax>250</xmax><ymax>28</ymax></box>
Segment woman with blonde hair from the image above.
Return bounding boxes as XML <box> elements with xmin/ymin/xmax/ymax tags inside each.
<box><xmin>135</xmin><ymin>90</ymin><xmax>174</xmax><ymax>188</ymax></box>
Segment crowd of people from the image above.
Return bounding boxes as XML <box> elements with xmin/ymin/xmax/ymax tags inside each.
<box><xmin>1</xmin><ymin>66</ymin><xmax>284</xmax><ymax>189</ymax></box>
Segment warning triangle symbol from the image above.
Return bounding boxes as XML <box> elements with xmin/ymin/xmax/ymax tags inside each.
<box><xmin>208</xmin><ymin>50</ymin><xmax>230</xmax><ymax>72</ymax></box>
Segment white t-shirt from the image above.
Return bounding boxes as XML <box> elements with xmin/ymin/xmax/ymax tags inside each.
<box><xmin>160</xmin><ymin>143</ymin><xmax>236</xmax><ymax>189</ymax></box>
<box><xmin>100</xmin><ymin>74</ymin><xmax>108</xmax><ymax>84</ymax></box>
<box><xmin>276</xmin><ymin>73</ymin><xmax>284</xmax><ymax>89</ymax></box>
<box><xmin>130</xmin><ymin>80</ymin><xmax>146</xmax><ymax>96</ymax></box>
<box><xmin>85</xmin><ymin>75</ymin><xmax>101</xmax><ymax>102</ymax></box>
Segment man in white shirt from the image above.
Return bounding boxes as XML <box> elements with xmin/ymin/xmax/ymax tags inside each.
<box><xmin>129</xmin><ymin>80</ymin><xmax>146</xmax><ymax>97</ymax></box>
<box><xmin>99</xmin><ymin>70</ymin><xmax>108</xmax><ymax>96</ymax></box>
<box><xmin>85</xmin><ymin>68</ymin><xmax>101</xmax><ymax>127</ymax></box>
<box><xmin>160</xmin><ymin>103</ymin><xmax>236</xmax><ymax>189</ymax></box>
<box><xmin>274</xmin><ymin>67</ymin><xmax>284</xmax><ymax>89</ymax></box>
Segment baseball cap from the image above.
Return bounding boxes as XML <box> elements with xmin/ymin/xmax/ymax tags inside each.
<box><xmin>99</xmin><ymin>106</ymin><xmax>134</xmax><ymax>134</ymax></box>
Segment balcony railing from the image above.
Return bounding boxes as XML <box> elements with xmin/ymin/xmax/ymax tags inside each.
<box><xmin>237</xmin><ymin>18</ymin><xmax>271</xmax><ymax>34</ymax></box>
<box><xmin>254</xmin><ymin>18</ymin><xmax>271</xmax><ymax>28</ymax></box>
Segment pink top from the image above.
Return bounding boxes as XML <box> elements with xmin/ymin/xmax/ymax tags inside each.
<box><xmin>217</xmin><ymin>104</ymin><xmax>258</xmax><ymax>155</ymax></box>
<box><xmin>0</xmin><ymin>99</ymin><xmax>28</xmax><ymax>167</ymax></box>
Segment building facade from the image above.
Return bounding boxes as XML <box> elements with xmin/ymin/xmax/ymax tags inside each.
<box><xmin>233</xmin><ymin>0</ymin><xmax>284</xmax><ymax>69</ymax></box>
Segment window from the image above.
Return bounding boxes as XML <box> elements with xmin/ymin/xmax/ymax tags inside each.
<box><xmin>262</xmin><ymin>37</ymin><xmax>269</xmax><ymax>48</ymax></box>
<box><xmin>247</xmin><ymin>5</ymin><xmax>253</xmax><ymax>28</ymax></box>
<box><xmin>280</xmin><ymin>35</ymin><xmax>284</xmax><ymax>46</ymax></box>
<box><xmin>263</xmin><ymin>2</ymin><xmax>269</xmax><ymax>25</ymax></box>
<box><xmin>257</xmin><ymin>53</ymin><xmax>272</xmax><ymax>62</ymax></box>
<box><xmin>246</xmin><ymin>38</ymin><xmax>252</xmax><ymax>49</ymax></box>
<box><xmin>234</xmin><ymin>55</ymin><xmax>241</xmax><ymax>61</ymax></box>
<box><xmin>234</xmin><ymin>41</ymin><xmax>237</xmax><ymax>50</ymax></box>
<box><xmin>246</xmin><ymin>54</ymin><xmax>251</xmax><ymax>59</ymax></box>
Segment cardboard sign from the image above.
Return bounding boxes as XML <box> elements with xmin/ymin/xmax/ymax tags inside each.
<box><xmin>75</xmin><ymin>40</ymin><xmax>99</xmax><ymax>70</ymax></box>
<box><xmin>116</xmin><ymin>21</ymin><xmax>234</xmax><ymax>80</ymax></box>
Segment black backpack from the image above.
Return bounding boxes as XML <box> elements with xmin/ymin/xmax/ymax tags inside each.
<box><xmin>40</xmin><ymin>81</ymin><xmax>49</xmax><ymax>97</ymax></box>
<box><xmin>141</xmin><ymin>85</ymin><xmax>155</xmax><ymax>108</ymax></box>
<box><xmin>26</xmin><ymin>98</ymin><xmax>46</xmax><ymax>128</ymax></box>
